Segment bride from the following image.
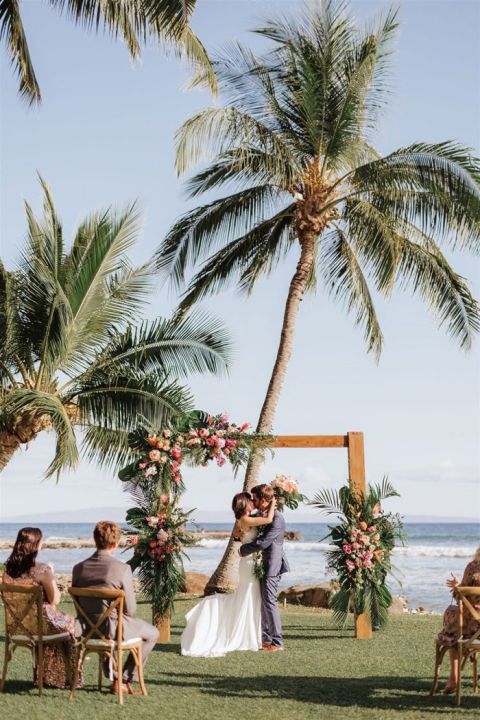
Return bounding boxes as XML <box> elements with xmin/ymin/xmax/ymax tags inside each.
<box><xmin>180</xmin><ymin>491</ymin><xmax>275</xmax><ymax>657</ymax></box>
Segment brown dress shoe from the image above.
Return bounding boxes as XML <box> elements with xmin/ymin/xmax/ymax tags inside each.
<box><xmin>261</xmin><ymin>643</ymin><xmax>272</xmax><ymax>650</ymax></box>
<box><xmin>265</xmin><ymin>645</ymin><xmax>285</xmax><ymax>652</ymax></box>
<box><xmin>110</xmin><ymin>679</ymin><xmax>129</xmax><ymax>694</ymax></box>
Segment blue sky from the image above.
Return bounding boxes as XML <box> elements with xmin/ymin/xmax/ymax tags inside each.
<box><xmin>0</xmin><ymin>0</ymin><xmax>479</xmax><ymax>522</ymax></box>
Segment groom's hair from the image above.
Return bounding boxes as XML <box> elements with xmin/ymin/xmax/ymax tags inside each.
<box><xmin>232</xmin><ymin>492</ymin><xmax>252</xmax><ymax>520</ymax></box>
<box><xmin>94</xmin><ymin>521</ymin><xmax>122</xmax><ymax>549</ymax></box>
<box><xmin>251</xmin><ymin>484</ymin><xmax>274</xmax><ymax>502</ymax></box>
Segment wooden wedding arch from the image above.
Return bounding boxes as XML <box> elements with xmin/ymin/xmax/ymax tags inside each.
<box><xmin>269</xmin><ymin>431</ymin><xmax>371</xmax><ymax>640</ymax></box>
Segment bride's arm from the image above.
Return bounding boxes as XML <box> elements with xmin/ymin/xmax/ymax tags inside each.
<box><xmin>242</xmin><ymin>500</ymin><xmax>276</xmax><ymax>527</ymax></box>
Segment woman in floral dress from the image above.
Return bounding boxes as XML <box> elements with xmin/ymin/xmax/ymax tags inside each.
<box><xmin>2</xmin><ymin>527</ymin><xmax>82</xmax><ymax>689</ymax></box>
<box><xmin>437</xmin><ymin>546</ymin><xmax>480</xmax><ymax>693</ymax></box>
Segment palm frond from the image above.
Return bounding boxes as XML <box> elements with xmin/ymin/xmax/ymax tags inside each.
<box><xmin>0</xmin><ymin>0</ymin><xmax>40</xmax><ymax>104</ymax></box>
<box><xmin>320</xmin><ymin>226</ymin><xmax>383</xmax><ymax>358</ymax></box>
<box><xmin>309</xmin><ymin>488</ymin><xmax>344</xmax><ymax>517</ymax></box>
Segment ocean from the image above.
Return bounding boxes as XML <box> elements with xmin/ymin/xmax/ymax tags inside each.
<box><xmin>1</xmin><ymin>522</ymin><xmax>478</xmax><ymax>613</ymax></box>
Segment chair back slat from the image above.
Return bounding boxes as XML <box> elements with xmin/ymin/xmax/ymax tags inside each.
<box><xmin>455</xmin><ymin>586</ymin><xmax>480</xmax><ymax>625</ymax></box>
<box><xmin>68</xmin><ymin>587</ymin><xmax>125</xmax><ymax>645</ymax></box>
<box><xmin>0</xmin><ymin>582</ymin><xmax>45</xmax><ymax>640</ymax></box>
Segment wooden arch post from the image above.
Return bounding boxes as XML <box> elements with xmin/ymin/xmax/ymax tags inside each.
<box><xmin>270</xmin><ymin>431</ymin><xmax>372</xmax><ymax>640</ymax></box>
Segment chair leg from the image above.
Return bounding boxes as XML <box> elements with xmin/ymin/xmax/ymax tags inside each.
<box><xmin>135</xmin><ymin>646</ymin><xmax>148</xmax><ymax>697</ymax></box>
<box><xmin>456</xmin><ymin>645</ymin><xmax>462</xmax><ymax>706</ymax></box>
<box><xmin>0</xmin><ymin>642</ymin><xmax>11</xmax><ymax>692</ymax></box>
<box><xmin>37</xmin><ymin>643</ymin><xmax>44</xmax><ymax>697</ymax></box>
<box><xmin>117</xmin><ymin>649</ymin><xmax>123</xmax><ymax>705</ymax></box>
<box><xmin>473</xmin><ymin>654</ymin><xmax>478</xmax><ymax>693</ymax></box>
<box><xmin>98</xmin><ymin>655</ymin><xmax>103</xmax><ymax>691</ymax></box>
<box><xmin>430</xmin><ymin>645</ymin><xmax>442</xmax><ymax>695</ymax></box>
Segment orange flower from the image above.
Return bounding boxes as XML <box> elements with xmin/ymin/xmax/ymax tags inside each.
<box><xmin>359</xmin><ymin>521</ymin><xmax>367</xmax><ymax>531</ymax></box>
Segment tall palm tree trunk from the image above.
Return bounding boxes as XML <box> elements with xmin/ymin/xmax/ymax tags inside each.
<box><xmin>205</xmin><ymin>232</ymin><xmax>317</xmax><ymax>594</ymax></box>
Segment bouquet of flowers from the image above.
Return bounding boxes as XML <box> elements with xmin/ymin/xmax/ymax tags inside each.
<box><xmin>270</xmin><ymin>475</ymin><xmax>307</xmax><ymax>510</ymax></box>
<box><xmin>311</xmin><ymin>477</ymin><xmax>404</xmax><ymax>629</ymax></box>
<box><xmin>126</xmin><ymin>496</ymin><xmax>196</xmax><ymax>621</ymax></box>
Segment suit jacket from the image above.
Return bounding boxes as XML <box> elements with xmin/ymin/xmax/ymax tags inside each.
<box><xmin>72</xmin><ymin>550</ymin><xmax>138</xmax><ymax>640</ymax></box>
<box><xmin>239</xmin><ymin>510</ymin><xmax>290</xmax><ymax>577</ymax></box>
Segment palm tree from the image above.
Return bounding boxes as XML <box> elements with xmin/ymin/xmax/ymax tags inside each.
<box><xmin>0</xmin><ymin>0</ymin><xmax>216</xmax><ymax>105</ymax></box>
<box><xmin>154</xmin><ymin>0</ymin><xmax>480</xmax><ymax>592</ymax></box>
<box><xmin>0</xmin><ymin>177</ymin><xmax>230</xmax><ymax>476</ymax></box>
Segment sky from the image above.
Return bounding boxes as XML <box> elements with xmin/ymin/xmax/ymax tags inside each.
<box><xmin>0</xmin><ymin>0</ymin><xmax>479</xmax><ymax>523</ymax></box>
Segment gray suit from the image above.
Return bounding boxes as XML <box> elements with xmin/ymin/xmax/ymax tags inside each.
<box><xmin>72</xmin><ymin>550</ymin><xmax>158</xmax><ymax>682</ymax></box>
<box><xmin>239</xmin><ymin>510</ymin><xmax>290</xmax><ymax>647</ymax></box>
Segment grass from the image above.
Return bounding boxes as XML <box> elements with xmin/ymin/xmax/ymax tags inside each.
<box><xmin>0</xmin><ymin>597</ymin><xmax>477</xmax><ymax>719</ymax></box>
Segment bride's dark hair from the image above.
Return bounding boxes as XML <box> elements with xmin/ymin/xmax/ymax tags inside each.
<box><xmin>5</xmin><ymin>527</ymin><xmax>42</xmax><ymax>579</ymax></box>
<box><xmin>232</xmin><ymin>492</ymin><xmax>252</xmax><ymax>520</ymax></box>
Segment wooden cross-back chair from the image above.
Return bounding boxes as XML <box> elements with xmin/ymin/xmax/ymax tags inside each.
<box><xmin>431</xmin><ymin>586</ymin><xmax>480</xmax><ymax>705</ymax></box>
<box><xmin>68</xmin><ymin>586</ymin><xmax>147</xmax><ymax>705</ymax></box>
<box><xmin>0</xmin><ymin>582</ymin><xmax>72</xmax><ymax>695</ymax></box>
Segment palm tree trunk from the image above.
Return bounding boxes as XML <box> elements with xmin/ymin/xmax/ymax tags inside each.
<box><xmin>205</xmin><ymin>232</ymin><xmax>317</xmax><ymax>594</ymax></box>
<box><xmin>0</xmin><ymin>430</ymin><xmax>22</xmax><ymax>472</ymax></box>
<box><xmin>0</xmin><ymin>413</ymin><xmax>51</xmax><ymax>473</ymax></box>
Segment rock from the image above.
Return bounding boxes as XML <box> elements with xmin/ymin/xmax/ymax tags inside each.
<box><xmin>278</xmin><ymin>582</ymin><xmax>338</xmax><ymax>608</ymax></box>
<box><xmin>388</xmin><ymin>595</ymin><xmax>408</xmax><ymax>614</ymax></box>
<box><xmin>179</xmin><ymin>572</ymin><xmax>209</xmax><ymax>595</ymax></box>
<box><xmin>284</xmin><ymin>531</ymin><xmax>302</xmax><ymax>541</ymax></box>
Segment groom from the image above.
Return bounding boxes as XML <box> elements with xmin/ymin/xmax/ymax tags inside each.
<box><xmin>239</xmin><ymin>483</ymin><xmax>290</xmax><ymax>652</ymax></box>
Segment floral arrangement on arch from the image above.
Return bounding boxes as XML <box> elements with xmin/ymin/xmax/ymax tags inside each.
<box><xmin>311</xmin><ymin>477</ymin><xmax>404</xmax><ymax>629</ymax></box>
<box><xmin>271</xmin><ymin>475</ymin><xmax>307</xmax><ymax>510</ymax></box>
<box><xmin>125</xmin><ymin>496</ymin><xmax>196</xmax><ymax>620</ymax></box>
<box><xmin>119</xmin><ymin>411</ymin><xmax>272</xmax><ymax>497</ymax></box>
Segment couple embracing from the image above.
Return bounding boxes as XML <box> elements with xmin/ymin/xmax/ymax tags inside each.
<box><xmin>181</xmin><ymin>483</ymin><xmax>290</xmax><ymax>657</ymax></box>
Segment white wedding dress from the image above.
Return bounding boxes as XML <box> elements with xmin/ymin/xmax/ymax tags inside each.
<box><xmin>180</xmin><ymin>528</ymin><xmax>262</xmax><ymax>657</ymax></box>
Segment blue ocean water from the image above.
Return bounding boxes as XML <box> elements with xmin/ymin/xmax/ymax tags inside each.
<box><xmin>1</xmin><ymin>522</ymin><xmax>478</xmax><ymax>612</ymax></box>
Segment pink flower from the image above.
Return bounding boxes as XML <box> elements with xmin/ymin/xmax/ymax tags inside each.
<box><xmin>173</xmin><ymin>472</ymin><xmax>181</xmax><ymax>483</ymax></box>
<box><xmin>225</xmin><ymin>439</ymin><xmax>237</xmax><ymax>448</ymax></box>
<box><xmin>216</xmin><ymin>456</ymin><xmax>226</xmax><ymax>467</ymax></box>
<box><xmin>239</xmin><ymin>423</ymin><xmax>250</xmax><ymax>432</ymax></box>
<box><xmin>206</xmin><ymin>437</ymin><xmax>216</xmax><ymax>447</ymax></box>
<box><xmin>223</xmin><ymin>448</ymin><xmax>230</xmax><ymax>456</ymax></box>
<box><xmin>146</xmin><ymin>516</ymin><xmax>159</xmax><ymax>527</ymax></box>
<box><xmin>129</xmin><ymin>536</ymin><xmax>138</xmax><ymax>546</ymax></box>
<box><xmin>189</xmin><ymin>430</ymin><xmax>199</xmax><ymax>438</ymax></box>
<box><xmin>367</xmin><ymin>525</ymin><xmax>376</xmax><ymax>532</ymax></box>
<box><xmin>157</xmin><ymin>529</ymin><xmax>169</xmax><ymax>542</ymax></box>
<box><xmin>215</xmin><ymin>437</ymin><xmax>226</xmax><ymax>449</ymax></box>
<box><xmin>163</xmin><ymin>429</ymin><xmax>172</xmax><ymax>439</ymax></box>
<box><xmin>138</xmin><ymin>461</ymin><xmax>148</xmax><ymax>469</ymax></box>
<box><xmin>159</xmin><ymin>494</ymin><xmax>169</xmax><ymax>505</ymax></box>
<box><xmin>145</xmin><ymin>465</ymin><xmax>158</xmax><ymax>478</ymax></box>
<box><xmin>171</xmin><ymin>461</ymin><xmax>180</xmax><ymax>472</ymax></box>
<box><xmin>216</xmin><ymin>429</ymin><xmax>225</xmax><ymax>438</ymax></box>
<box><xmin>176</xmin><ymin>435</ymin><xmax>184</xmax><ymax>443</ymax></box>
<box><xmin>220</xmin><ymin>413</ymin><xmax>229</xmax><ymax>424</ymax></box>
<box><xmin>346</xmin><ymin>560</ymin><xmax>356</xmax><ymax>572</ymax></box>
<box><xmin>148</xmin><ymin>449</ymin><xmax>161</xmax><ymax>462</ymax></box>
<box><xmin>198</xmin><ymin>428</ymin><xmax>210</xmax><ymax>438</ymax></box>
<box><xmin>171</xmin><ymin>445</ymin><xmax>182</xmax><ymax>460</ymax></box>
<box><xmin>207</xmin><ymin>416</ymin><xmax>213</xmax><ymax>426</ymax></box>
<box><xmin>343</xmin><ymin>544</ymin><xmax>352</xmax><ymax>555</ymax></box>
<box><xmin>352</xmin><ymin>542</ymin><xmax>360</xmax><ymax>550</ymax></box>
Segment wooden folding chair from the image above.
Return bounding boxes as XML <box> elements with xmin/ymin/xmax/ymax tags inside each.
<box><xmin>0</xmin><ymin>582</ymin><xmax>72</xmax><ymax>695</ymax></box>
<box><xmin>68</xmin><ymin>586</ymin><xmax>147</xmax><ymax>705</ymax></box>
<box><xmin>431</xmin><ymin>586</ymin><xmax>480</xmax><ymax>705</ymax></box>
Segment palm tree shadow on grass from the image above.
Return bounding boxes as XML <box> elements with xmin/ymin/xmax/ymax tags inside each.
<box><xmin>152</xmin><ymin>672</ymin><xmax>479</xmax><ymax>712</ymax></box>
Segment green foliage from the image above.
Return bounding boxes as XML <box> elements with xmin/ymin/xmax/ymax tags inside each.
<box><xmin>0</xmin><ymin>178</ymin><xmax>231</xmax><ymax>477</ymax></box>
<box><xmin>311</xmin><ymin>478</ymin><xmax>404</xmax><ymax>629</ymax></box>
<box><xmin>1</xmin><ymin>0</ymin><xmax>216</xmax><ymax>105</ymax></box>
<box><xmin>155</xmin><ymin>0</ymin><xmax>480</xmax><ymax>356</ymax></box>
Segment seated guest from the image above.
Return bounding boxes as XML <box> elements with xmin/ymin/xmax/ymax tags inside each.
<box><xmin>72</xmin><ymin>520</ymin><xmax>158</xmax><ymax>695</ymax></box>
<box><xmin>2</xmin><ymin>527</ymin><xmax>82</xmax><ymax>688</ymax></box>
<box><xmin>437</xmin><ymin>546</ymin><xmax>480</xmax><ymax>693</ymax></box>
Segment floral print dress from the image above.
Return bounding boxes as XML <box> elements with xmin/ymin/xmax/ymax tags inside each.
<box><xmin>3</xmin><ymin>563</ymin><xmax>83</xmax><ymax>689</ymax></box>
<box><xmin>438</xmin><ymin>559</ymin><xmax>480</xmax><ymax>647</ymax></box>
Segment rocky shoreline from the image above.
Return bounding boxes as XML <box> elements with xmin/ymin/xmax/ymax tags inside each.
<box><xmin>0</xmin><ymin>530</ymin><xmax>302</xmax><ymax>550</ymax></box>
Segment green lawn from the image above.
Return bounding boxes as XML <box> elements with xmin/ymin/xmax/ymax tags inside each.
<box><xmin>0</xmin><ymin>598</ymin><xmax>477</xmax><ymax>720</ymax></box>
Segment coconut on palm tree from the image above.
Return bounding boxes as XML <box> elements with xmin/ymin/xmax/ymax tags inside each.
<box><xmin>0</xmin><ymin>0</ymin><xmax>216</xmax><ymax>105</ymax></box>
<box><xmin>154</xmin><ymin>0</ymin><xmax>480</xmax><ymax>592</ymax></box>
<box><xmin>0</xmin><ymin>177</ymin><xmax>230</xmax><ymax>476</ymax></box>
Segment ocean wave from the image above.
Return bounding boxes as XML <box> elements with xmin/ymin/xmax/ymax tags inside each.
<box><xmin>195</xmin><ymin>538</ymin><xmax>476</xmax><ymax>558</ymax></box>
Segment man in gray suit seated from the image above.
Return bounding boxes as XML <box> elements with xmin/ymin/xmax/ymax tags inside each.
<box><xmin>72</xmin><ymin>520</ymin><xmax>158</xmax><ymax>694</ymax></box>
<box><xmin>239</xmin><ymin>484</ymin><xmax>290</xmax><ymax>652</ymax></box>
